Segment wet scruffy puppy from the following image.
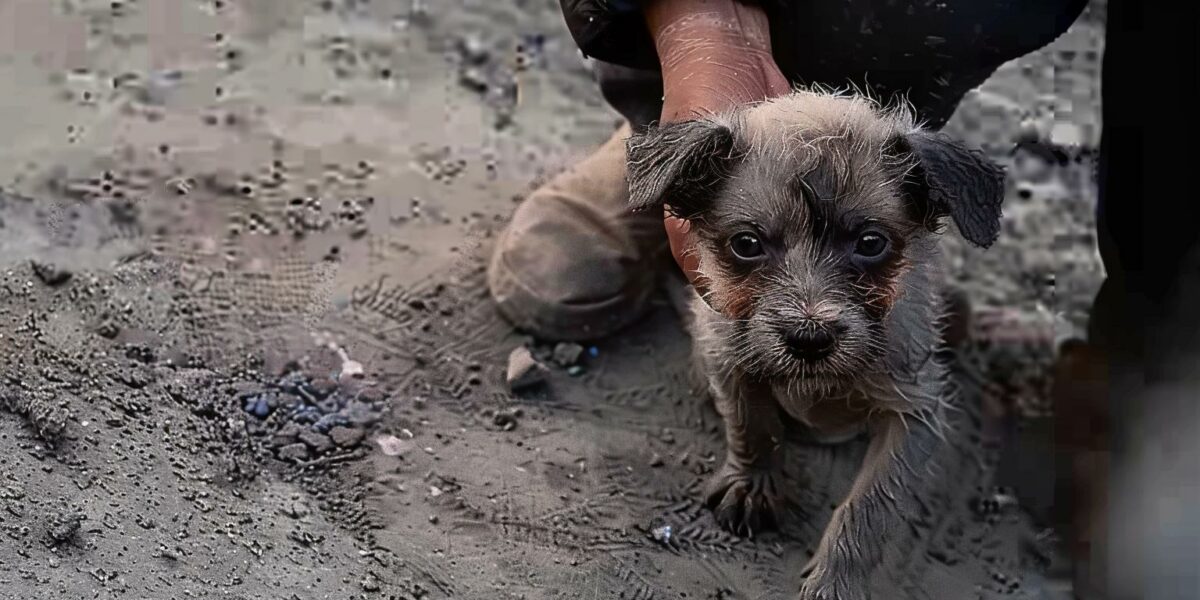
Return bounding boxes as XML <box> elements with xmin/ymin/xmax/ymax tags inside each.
<box><xmin>625</xmin><ymin>90</ymin><xmax>1005</xmax><ymax>600</ymax></box>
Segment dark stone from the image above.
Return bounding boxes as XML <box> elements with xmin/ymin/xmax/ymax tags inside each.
<box><xmin>329</xmin><ymin>426</ymin><xmax>365</xmax><ymax>448</ymax></box>
<box><xmin>297</xmin><ymin>429</ymin><xmax>334</xmax><ymax>453</ymax></box>
<box><xmin>277</xmin><ymin>442</ymin><xmax>310</xmax><ymax>462</ymax></box>
<box><xmin>30</xmin><ymin>260</ymin><xmax>72</xmax><ymax>286</ymax></box>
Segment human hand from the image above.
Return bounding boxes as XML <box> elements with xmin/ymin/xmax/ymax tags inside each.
<box><xmin>643</xmin><ymin>0</ymin><xmax>790</xmax><ymax>285</ymax></box>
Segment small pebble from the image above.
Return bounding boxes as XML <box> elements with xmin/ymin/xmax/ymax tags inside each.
<box><xmin>277</xmin><ymin>443</ymin><xmax>310</xmax><ymax>462</ymax></box>
<box><xmin>251</xmin><ymin>396</ymin><xmax>270</xmax><ymax>418</ymax></box>
<box><xmin>298</xmin><ymin>429</ymin><xmax>334</xmax><ymax>453</ymax></box>
<box><xmin>30</xmin><ymin>260</ymin><xmax>72</xmax><ymax>286</ymax></box>
<box><xmin>456</xmin><ymin>34</ymin><xmax>491</xmax><ymax>65</ymax></box>
<box><xmin>374</xmin><ymin>434</ymin><xmax>410</xmax><ymax>456</ymax></box>
<box><xmin>650</xmin><ymin>524</ymin><xmax>672</xmax><ymax>546</ymax></box>
<box><xmin>506</xmin><ymin>346</ymin><xmax>548</xmax><ymax>392</ymax></box>
<box><xmin>340</xmin><ymin>359</ymin><xmax>364</xmax><ymax>379</ymax></box>
<box><xmin>329</xmin><ymin>426</ymin><xmax>365</xmax><ymax>447</ymax></box>
<box><xmin>552</xmin><ymin>342</ymin><xmax>584</xmax><ymax>367</ymax></box>
<box><xmin>492</xmin><ymin>412</ymin><xmax>517</xmax><ymax>431</ymax></box>
<box><xmin>361</xmin><ymin>575</ymin><xmax>381</xmax><ymax>592</ymax></box>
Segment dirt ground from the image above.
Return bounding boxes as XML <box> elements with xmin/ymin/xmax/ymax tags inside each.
<box><xmin>0</xmin><ymin>0</ymin><xmax>1105</xmax><ymax>598</ymax></box>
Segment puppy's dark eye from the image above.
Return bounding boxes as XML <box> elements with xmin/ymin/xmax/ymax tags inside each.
<box><xmin>854</xmin><ymin>232</ymin><xmax>889</xmax><ymax>258</ymax></box>
<box><xmin>729</xmin><ymin>232</ymin><xmax>764</xmax><ymax>260</ymax></box>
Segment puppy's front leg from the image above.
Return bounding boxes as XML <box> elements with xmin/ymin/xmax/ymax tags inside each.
<box><xmin>705</xmin><ymin>375</ymin><xmax>786</xmax><ymax>537</ymax></box>
<box><xmin>798</xmin><ymin>410</ymin><xmax>940</xmax><ymax>600</ymax></box>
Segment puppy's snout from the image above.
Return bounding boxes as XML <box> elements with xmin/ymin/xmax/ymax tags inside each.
<box><xmin>784</xmin><ymin>325</ymin><xmax>836</xmax><ymax>362</ymax></box>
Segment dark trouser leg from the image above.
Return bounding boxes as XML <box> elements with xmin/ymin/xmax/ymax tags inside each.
<box><xmin>1070</xmin><ymin>1</ymin><xmax>1200</xmax><ymax>597</ymax></box>
<box><xmin>593</xmin><ymin>60</ymin><xmax>662</xmax><ymax>132</ymax></box>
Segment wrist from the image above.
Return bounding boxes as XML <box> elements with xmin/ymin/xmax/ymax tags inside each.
<box><xmin>644</xmin><ymin>0</ymin><xmax>773</xmax><ymax>52</ymax></box>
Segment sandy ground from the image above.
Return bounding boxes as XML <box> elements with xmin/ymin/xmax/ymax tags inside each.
<box><xmin>0</xmin><ymin>0</ymin><xmax>1105</xmax><ymax>598</ymax></box>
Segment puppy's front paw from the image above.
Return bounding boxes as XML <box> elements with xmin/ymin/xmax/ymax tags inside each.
<box><xmin>703</xmin><ymin>463</ymin><xmax>782</xmax><ymax>537</ymax></box>
<box><xmin>798</xmin><ymin>578</ymin><xmax>865</xmax><ymax>600</ymax></box>
<box><xmin>798</xmin><ymin>562</ymin><xmax>868</xmax><ymax>600</ymax></box>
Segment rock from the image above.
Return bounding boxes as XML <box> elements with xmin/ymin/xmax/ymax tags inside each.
<box><xmin>96</xmin><ymin>320</ymin><xmax>120</xmax><ymax>339</ymax></box>
<box><xmin>360</xmin><ymin>574</ymin><xmax>382</xmax><ymax>592</ymax></box>
<box><xmin>306</xmin><ymin>377</ymin><xmax>338</xmax><ymax>400</ymax></box>
<box><xmin>271</xmin><ymin>421</ymin><xmax>304</xmax><ymax>448</ymax></box>
<box><xmin>649</xmin><ymin>453</ymin><xmax>664</xmax><ymax>468</ymax></box>
<box><xmin>30</xmin><ymin>260</ymin><xmax>72</xmax><ymax>286</ymax></box>
<box><xmin>459</xmin><ymin>67</ymin><xmax>489</xmax><ymax>94</ymax></box>
<box><xmin>329</xmin><ymin>426</ymin><xmax>365</xmax><ymax>448</ymax></box>
<box><xmin>650</xmin><ymin>523</ymin><xmax>673</xmax><ymax>547</ymax></box>
<box><xmin>492</xmin><ymin>412</ymin><xmax>517</xmax><ymax>431</ymax></box>
<box><xmin>374</xmin><ymin>434</ymin><xmax>410</xmax><ymax>456</ymax></box>
<box><xmin>297</xmin><ymin>429</ymin><xmax>334</xmax><ymax>453</ymax></box>
<box><xmin>344</xmin><ymin>402</ymin><xmax>382</xmax><ymax>427</ymax></box>
<box><xmin>46</xmin><ymin>511</ymin><xmax>85</xmax><ymax>546</ymax></box>
<box><xmin>340</xmin><ymin>359</ymin><xmax>364</xmax><ymax>379</ymax></box>
<box><xmin>552</xmin><ymin>342</ymin><xmax>584</xmax><ymax>367</ymax></box>
<box><xmin>455</xmin><ymin>34</ymin><xmax>491</xmax><ymax>65</ymax></box>
<box><xmin>243</xmin><ymin>395</ymin><xmax>271</xmax><ymax>418</ymax></box>
<box><xmin>506</xmin><ymin>346</ymin><xmax>547</xmax><ymax>392</ymax></box>
<box><xmin>313</xmin><ymin>413</ymin><xmax>348</xmax><ymax>432</ymax></box>
<box><xmin>277</xmin><ymin>442</ymin><xmax>310</xmax><ymax>462</ymax></box>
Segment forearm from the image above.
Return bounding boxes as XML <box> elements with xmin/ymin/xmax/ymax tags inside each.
<box><xmin>642</xmin><ymin>0</ymin><xmax>789</xmax><ymax>121</ymax></box>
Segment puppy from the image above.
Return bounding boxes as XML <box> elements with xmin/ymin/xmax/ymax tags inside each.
<box><xmin>625</xmin><ymin>90</ymin><xmax>1005</xmax><ymax>600</ymax></box>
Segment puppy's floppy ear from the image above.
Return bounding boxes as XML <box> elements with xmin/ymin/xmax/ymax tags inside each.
<box><xmin>625</xmin><ymin>119</ymin><xmax>737</xmax><ymax>220</ymax></box>
<box><xmin>897</xmin><ymin>130</ymin><xmax>1006</xmax><ymax>248</ymax></box>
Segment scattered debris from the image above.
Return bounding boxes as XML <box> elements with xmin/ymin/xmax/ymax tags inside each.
<box><xmin>298</xmin><ymin>429</ymin><xmax>335</xmax><ymax>453</ymax></box>
<box><xmin>552</xmin><ymin>342</ymin><xmax>584</xmax><ymax>367</ymax></box>
<box><xmin>329</xmin><ymin>426</ymin><xmax>365</xmax><ymax>447</ymax></box>
<box><xmin>360</xmin><ymin>573</ymin><xmax>382</xmax><ymax>592</ymax></box>
<box><xmin>277</xmin><ymin>443</ymin><xmax>311</xmax><ymax>462</ymax></box>
<box><xmin>374</xmin><ymin>434</ymin><xmax>410</xmax><ymax>456</ymax></box>
<box><xmin>30</xmin><ymin>260</ymin><xmax>72</xmax><ymax>286</ymax></box>
<box><xmin>340</xmin><ymin>357</ymin><xmax>365</xmax><ymax>379</ymax></box>
<box><xmin>491</xmin><ymin>408</ymin><xmax>521</xmax><ymax>431</ymax></box>
<box><xmin>650</xmin><ymin>523</ymin><xmax>673</xmax><ymax>547</ymax></box>
<box><xmin>506</xmin><ymin>346</ymin><xmax>548</xmax><ymax>391</ymax></box>
<box><xmin>45</xmin><ymin>511</ymin><xmax>85</xmax><ymax>546</ymax></box>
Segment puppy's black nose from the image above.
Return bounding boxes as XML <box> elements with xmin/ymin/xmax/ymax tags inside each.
<box><xmin>785</xmin><ymin>327</ymin><xmax>836</xmax><ymax>361</ymax></box>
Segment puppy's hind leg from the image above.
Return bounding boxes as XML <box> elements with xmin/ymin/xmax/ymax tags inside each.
<box><xmin>797</xmin><ymin>409</ymin><xmax>942</xmax><ymax>600</ymax></box>
<box><xmin>704</xmin><ymin>375</ymin><xmax>787</xmax><ymax>538</ymax></box>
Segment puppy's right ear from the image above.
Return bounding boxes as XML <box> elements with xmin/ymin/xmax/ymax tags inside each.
<box><xmin>625</xmin><ymin>119</ymin><xmax>737</xmax><ymax>220</ymax></box>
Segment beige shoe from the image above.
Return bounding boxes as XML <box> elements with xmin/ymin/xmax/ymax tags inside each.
<box><xmin>488</xmin><ymin>123</ymin><xmax>668</xmax><ymax>341</ymax></box>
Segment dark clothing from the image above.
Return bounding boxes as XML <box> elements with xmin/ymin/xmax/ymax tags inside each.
<box><xmin>561</xmin><ymin>0</ymin><xmax>1089</xmax><ymax>129</ymax></box>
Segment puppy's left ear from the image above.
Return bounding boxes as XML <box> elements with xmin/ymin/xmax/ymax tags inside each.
<box><xmin>898</xmin><ymin>130</ymin><xmax>1006</xmax><ymax>248</ymax></box>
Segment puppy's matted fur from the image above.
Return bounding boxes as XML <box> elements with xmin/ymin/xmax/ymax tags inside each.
<box><xmin>625</xmin><ymin>89</ymin><xmax>1005</xmax><ymax>600</ymax></box>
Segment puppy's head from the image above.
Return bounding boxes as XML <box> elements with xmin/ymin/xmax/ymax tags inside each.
<box><xmin>626</xmin><ymin>91</ymin><xmax>1004</xmax><ymax>381</ymax></box>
